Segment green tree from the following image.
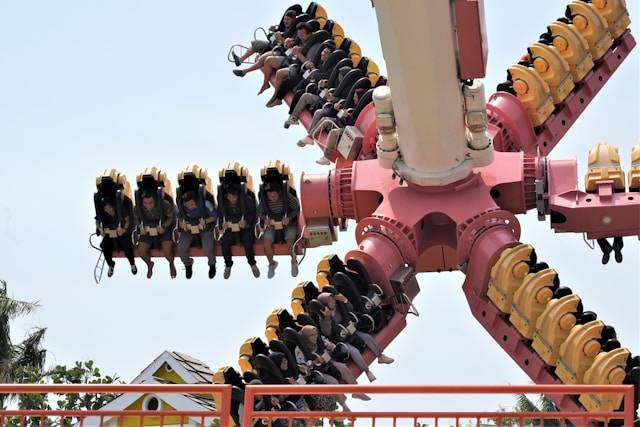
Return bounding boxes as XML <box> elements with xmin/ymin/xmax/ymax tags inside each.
<box><xmin>492</xmin><ymin>394</ymin><xmax>561</xmax><ymax>427</ymax></box>
<box><xmin>0</xmin><ymin>279</ymin><xmax>47</xmax><ymax>409</ymax></box>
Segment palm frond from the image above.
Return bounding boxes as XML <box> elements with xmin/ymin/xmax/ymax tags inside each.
<box><xmin>514</xmin><ymin>393</ymin><xmax>540</xmax><ymax>413</ymax></box>
<box><xmin>13</xmin><ymin>328</ymin><xmax>47</xmax><ymax>371</ymax></box>
<box><xmin>538</xmin><ymin>394</ymin><xmax>559</xmax><ymax>412</ymax></box>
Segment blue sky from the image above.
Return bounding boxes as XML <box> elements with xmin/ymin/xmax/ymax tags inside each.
<box><xmin>0</xmin><ymin>0</ymin><xmax>638</xmax><ymax>416</ymax></box>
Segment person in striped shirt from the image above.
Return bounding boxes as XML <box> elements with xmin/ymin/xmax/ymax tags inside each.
<box><xmin>258</xmin><ymin>181</ymin><xmax>300</xmax><ymax>279</ymax></box>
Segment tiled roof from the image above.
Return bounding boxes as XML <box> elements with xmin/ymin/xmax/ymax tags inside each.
<box><xmin>170</xmin><ymin>351</ymin><xmax>214</xmax><ymax>384</ymax></box>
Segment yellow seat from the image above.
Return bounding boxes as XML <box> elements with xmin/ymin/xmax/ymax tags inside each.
<box><xmin>487</xmin><ymin>244</ymin><xmax>534</xmax><ymax>314</ymax></box>
<box><xmin>291</xmin><ymin>282</ymin><xmax>309</xmax><ymax>316</ymax></box>
<box><xmin>219</xmin><ymin>161</ymin><xmax>255</xmax><ymax>194</ymax></box>
<box><xmin>548</xmin><ymin>21</ymin><xmax>594</xmax><ymax>82</ymax></box>
<box><xmin>349</xmin><ymin>40</ymin><xmax>362</xmax><ymax>67</ymax></box>
<box><xmin>178</xmin><ymin>164</ymin><xmax>214</xmax><ymax>195</ymax></box>
<box><xmin>314</xmin><ymin>4</ymin><xmax>328</xmax><ymax>28</ymax></box>
<box><xmin>260</xmin><ymin>160</ymin><xmax>296</xmax><ymax>190</ymax></box>
<box><xmin>137</xmin><ymin>166</ymin><xmax>174</xmax><ymax>200</ymax></box>
<box><xmin>591</xmin><ymin>0</ymin><xmax>631</xmax><ymax>39</ymax></box>
<box><xmin>567</xmin><ymin>1</ymin><xmax>614</xmax><ymax>61</ymax></box>
<box><xmin>331</xmin><ymin>21</ymin><xmax>345</xmax><ymax>48</ymax></box>
<box><xmin>585</xmin><ymin>143</ymin><xmax>626</xmax><ymax>192</ymax></box>
<box><xmin>510</xmin><ymin>268</ymin><xmax>557</xmax><ymax>339</ymax></box>
<box><xmin>555</xmin><ymin>320</ymin><xmax>605</xmax><ymax>384</ymax></box>
<box><xmin>628</xmin><ymin>144</ymin><xmax>640</xmax><ymax>191</ymax></box>
<box><xmin>238</xmin><ymin>337</ymin><xmax>264</xmax><ymax>373</ymax></box>
<box><xmin>579</xmin><ymin>347</ymin><xmax>630</xmax><ymax>412</ymax></box>
<box><xmin>96</xmin><ymin>169</ymin><xmax>134</xmax><ymax>201</ymax></box>
<box><xmin>366</xmin><ymin>60</ymin><xmax>381</xmax><ymax>86</ymax></box>
<box><xmin>265</xmin><ymin>309</ymin><xmax>282</xmax><ymax>342</ymax></box>
<box><xmin>528</xmin><ymin>43</ymin><xmax>575</xmax><ymax>104</ymax></box>
<box><xmin>508</xmin><ymin>64</ymin><xmax>555</xmax><ymax>127</ymax></box>
<box><xmin>532</xmin><ymin>294</ymin><xmax>581</xmax><ymax>365</ymax></box>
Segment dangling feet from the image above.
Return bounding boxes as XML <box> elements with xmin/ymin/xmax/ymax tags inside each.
<box><xmin>315</xmin><ymin>156</ymin><xmax>330</xmax><ymax>165</ymax></box>
<box><xmin>283</xmin><ymin>116</ymin><xmax>299</xmax><ymax>129</ymax></box>
<box><xmin>291</xmin><ymin>258</ymin><xmax>299</xmax><ymax>277</ymax></box>
<box><xmin>208</xmin><ymin>264</ymin><xmax>216</xmax><ymax>279</ymax></box>
<box><xmin>251</xmin><ymin>264</ymin><xmax>261</xmax><ymax>278</ymax></box>
<box><xmin>130</xmin><ymin>264</ymin><xmax>137</xmax><ymax>275</ymax></box>
<box><xmin>169</xmin><ymin>262</ymin><xmax>177</xmax><ymax>279</ymax></box>
<box><xmin>377</xmin><ymin>354</ymin><xmax>394</xmax><ymax>364</ymax></box>
<box><xmin>185</xmin><ymin>264</ymin><xmax>193</xmax><ymax>279</ymax></box>
<box><xmin>612</xmin><ymin>239</ymin><xmax>623</xmax><ymax>263</ymax></box>
<box><xmin>146</xmin><ymin>261</ymin><xmax>155</xmax><ymax>279</ymax></box>
<box><xmin>365</xmin><ymin>371</ymin><xmax>376</xmax><ymax>382</ymax></box>
<box><xmin>297</xmin><ymin>136</ymin><xmax>314</xmax><ymax>147</ymax></box>
<box><xmin>268</xmin><ymin>261</ymin><xmax>278</xmax><ymax>279</ymax></box>
<box><xmin>233</xmin><ymin>69</ymin><xmax>245</xmax><ymax>77</ymax></box>
<box><xmin>107</xmin><ymin>265</ymin><xmax>115</xmax><ymax>278</ymax></box>
<box><xmin>352</xmin><ymin>393</ymin><xmax>371</xmax><ymax>401</ymax></box>
<box><xmin>258</xmin><ymin>82</ymin><xmax>270</xmax><ymax>95</ymax></box>
<box><xmin>224</xmin><ymin>266</ymin><xmax>232</xmax><ymax>279</ymax></box>
<box><xmin>601</xmin><ymin>245</ymin><xmax>612</xmax><ymax>264</ymax></box>
<box><xmin>232</xmin><ymin>52</ymin><xmax>242</xmax><ymax>67</ymax></box>
<box><xmin>266</xmin><ymin>98</ymin><xmax>282</xmax><ymax>108</ymax></box>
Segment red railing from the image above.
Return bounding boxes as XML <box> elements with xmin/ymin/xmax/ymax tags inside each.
<box><xmin>0</xmin><ymin>384</ymin><xmax>232</xmax><ymax>427</ymax></box>
<box><xmin>0</xmin><ymin>384</ymin><xmax>635</xmax><ymax>426</ymax></box>
<box><xmin>243</xmin><ymin>384</ymin><xmax>636</xmax><ymax>427</ymax></box>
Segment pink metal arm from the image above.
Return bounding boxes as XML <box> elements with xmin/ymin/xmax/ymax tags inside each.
<box><xmin>546</xmin><ymin>159</ymin><xmax>640</xmax><ymax>239</ymax></box>
<box><xmin>487</xmin><ymin>31</ymin><xmax>636</xmax><ymax>156</ymax></box>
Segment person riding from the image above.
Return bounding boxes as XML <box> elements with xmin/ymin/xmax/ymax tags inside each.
<box><xmin>95</xmin><ymin>196</ymin><xmax>137</xmax><ymax>277</ymax></box>
<box><xmin>217</xmin><ymin>183</ymin><xmax>260</xmax><ymax>279</ymax></box>
<box><xmin>232</xmin><ymin>10</ymin><xmax>298</xmax><ymax>76</ymax></box>
<box><xmin>257</xmin><ymin>181</ymin><xmax>300</xmax><ymax>279</ymax></box>
<box><xmin>176</xmin><ymin>191</ymin><xmax>217</xmax><ymax>279</ymax></box>
<box><xmin>316</xmin><ymin>292</ymin><xmax>394</xmax><ymax>381</ymax></box>
<box><xmin>135</xmin><ymin>192</ymin><xmax>177</xmax><ymax>279</ymax></box>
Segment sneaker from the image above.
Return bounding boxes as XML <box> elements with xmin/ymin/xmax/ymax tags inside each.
<box><xmin>614</xmin><ymin>249</ymin><xmax>623</xmax><ymax>263</ymax></box>
<box><xmin>107</xmin><ymin>265</ymin><xmax>115</xmax><ymax>278</ymax></box>
<box><xmin>377</xmin><ymin>354</ymin><xmax>394</xmax><ymax>364</ymax></box>
<box><xmin>185</xmin><ymin>264</ymin><xmax>193</xmax><ymax>279</ymax></box>
<box><xmin>224</xmin><ymin>266</ymin><xmax>232</xmax><ymax>279</ymax></box>
<box><xmin>366</xmin><ymin>371</ymin><xmax>376</xmax><ymax>382</ymax></box>
<box><xmin>251</xmin><ymin>264</ymin><xmax>261</xmax><ymax>278</ymax></box>
<box><xmin>601</xmin><ymin>247</ymin><xmax>612</xmax><ymax>264</ymax></box>
<box><xmin>131</xmin><ymin>264</ymin><xmax>137</xmax><ymax>275</ymax></box>
<box><xmin>283</xmin><ymin>116</ymin><xmax>299</xmax><ymax>129</ymax></box>
<box><xmin>315</xmin><ymin>156</ymin><xmax>330</xmax><ymax>165</ymax></box>
<box><xmin>268</xmin><ymin>261</ymin><xmax>278</xmax><ymax>279</ymax></box>
<box><xmin>146</xmin><ymin>261</ymin><xmax>154</xmax><ymax>279</ymax></box>
<box><xmin>291</xmin><ymin>258</ymin><xmax>299</xmax><ymax>277</ymax></box>
<box><xmin>297</xmin><ymin>136</ymin><xmax>314</xmax><ymax>147</ymax></box>
<box><xmin>233</xmin><ymin>69</ymin><xmax>245</xmax><ymax>77</ymax></box>
<box><xmin>169</xmin><ymin>263</ymin><xmax>177</xmax><ymax>279</ymax></box>
<box><xmin>209</xmin><ymin>264</ymin><xmax>216</xmax><ymax>279</ymax></box>
<box><xmin>232</xmin><ymin>52</ymin><xmax>242</xmax><ymax>67</ymax></box>
<box><xmin>352</xmin><ymin>393</ymin><xmax>371</xmax><ymax>401</ymax></box>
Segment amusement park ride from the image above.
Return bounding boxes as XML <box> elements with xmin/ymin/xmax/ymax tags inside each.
<box><xmin>90</xmin><ymin>0</ymin><xmax>639</xmax><ymax>424</ymax></box>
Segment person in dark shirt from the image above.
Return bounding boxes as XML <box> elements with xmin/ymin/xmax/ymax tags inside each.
<box><xmin>176</xmin><ymin>191</ymin><xmax>217</xmax><ymax>279</ymax></box>
<box><xmin>96</xmin><ymin>196</ymin><xmax>137</xmax><ymax>277</ymax></box>
<box><xmin>257</xmin><ymin>182</ymin><xmax>300</xmax><ymax>279</ymax></box>
<box><xmin>232</xmin><ymin>10</ymin><xmax>298</xmax><ymax>73</ymax></box>
<box><xmin>217</xmin><ymin>185</ymin><xmax>260</xmax><ymax>279</ymax></box>
<box><xmin>135</xmin><ymin>192</ymin><xmax>177</xmax><ymax>279</ymax></box>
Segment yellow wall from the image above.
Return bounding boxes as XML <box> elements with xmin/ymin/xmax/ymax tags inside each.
<box><xmin>121</xmin><ymin>394</ymin><xmax>187</xmax><ymax>426</ymax></box>
<box><xmin>153</xmin><ymin>363</ymin><xmax>186</xmax><ymax>385</ymax></box>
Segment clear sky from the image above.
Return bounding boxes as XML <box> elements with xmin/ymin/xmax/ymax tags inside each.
<box><xmin>0</xmin><ymin>0</ymin><xmax>638</xmax><ymax>418</ymax></box>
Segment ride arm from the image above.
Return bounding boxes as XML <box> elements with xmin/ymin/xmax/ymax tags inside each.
<box><xmin>545</xmin><ymin>160</ymin><xmax>639</xmax><ymax>239</ymax></box>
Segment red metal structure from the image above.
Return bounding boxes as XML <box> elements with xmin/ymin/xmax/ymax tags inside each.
<box><xmin>0</xmin><ymin>383</ymin><xmax>635</xmax><ymax>426</ymax></box>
